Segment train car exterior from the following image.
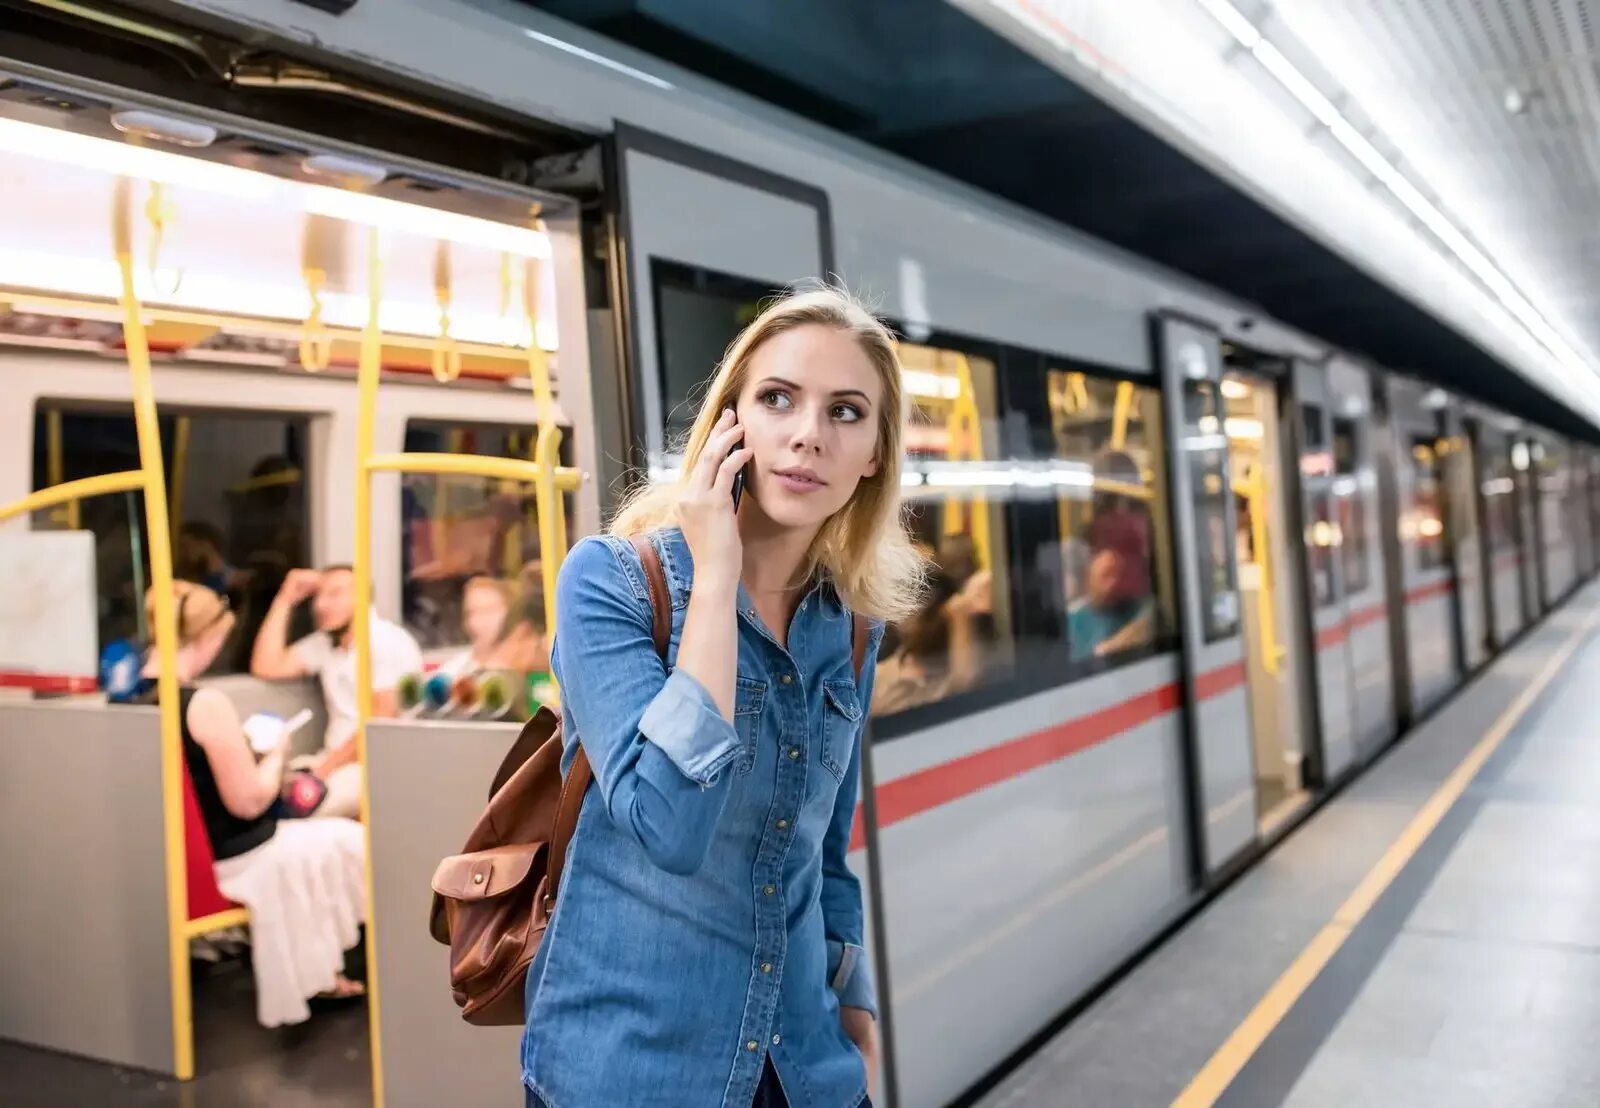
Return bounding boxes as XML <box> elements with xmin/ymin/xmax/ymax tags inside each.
<box><xmin>4</xmin><ymin>3</ymin><xmax>1600</xmax><ymax>1106</ymax></box>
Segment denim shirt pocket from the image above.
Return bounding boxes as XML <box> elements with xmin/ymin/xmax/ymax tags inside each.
<box><xmin>733</xmin><ymin>675</ymin><xmax>768</xmax><ymax>775</ymax></box>
<box><xmin>820</xmin><ymin>677</ymin><xmax>863</xmax><ymax>782</ymax></box>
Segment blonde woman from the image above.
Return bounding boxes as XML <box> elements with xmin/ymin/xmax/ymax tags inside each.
<box><xmin>143</xmin><ymin>581</ymin><xmax>368</xmax><ymax>1027</ymax></box>
<box><xmin>522</xmin><ymin>287</ymin><xmax>923</xmax><ymax>1108</ymax></box>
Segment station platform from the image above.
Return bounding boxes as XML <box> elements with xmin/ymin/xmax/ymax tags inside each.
<box><xmin>978</xmin><ymin>581</ymin><xmax>1600</xmax><ymax>1108</ymax></box>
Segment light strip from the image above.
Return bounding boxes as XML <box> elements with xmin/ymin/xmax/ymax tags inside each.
<box><xmin>522</xmin><ymin>27</ymin><xmax>676</xmax><ymax>90</ymax></box>
<box><xmin>1194</xmin><ymin>0</ymin><xmax>1599</xmax><ymax>398</ymax></box>
<box><xmin>0</xmin><ymin>117</ymin><xmax>550</xmax><ymax>257</ymax></box>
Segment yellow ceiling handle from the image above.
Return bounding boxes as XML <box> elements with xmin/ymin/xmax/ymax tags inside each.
<box><xmin>1233</xmin><ymin>462</ymin><xmax>1283</xmax><ymax>675</ymax></box>
<box><xmin>432</xmin><ymin>240</ymin><xmax>462</xmax><ymax>383</ymax></box>
<box><xmin>144</xmin><ymin>182</ymin><xmax>184</xmax><ymax>298</ymax></box>
<box><xmin>298</xmin><ymin>267</ymin><xmax>334</xmax><ymax>373</ymax></box>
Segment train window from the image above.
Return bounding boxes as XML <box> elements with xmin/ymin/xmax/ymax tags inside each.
<box><xmin>872</xmin><ymin>340</ymin><xmax>1014</xmax><ymax>719</ymax></box>
<box><xmin>1536</xmin><ymin>443</ymin><xmax>1569</xmax><ymax>550</ymax></box>
<box><xmin>1479</xmin><ymin>441</ymin><xmax>1518</xmax><ymax>554</ymax></box>
<box><xmin>651</xmin><ymin>260</ymin><xmax>783</xmax><ymax>453</ymax></box>
<box><xmin>30</xmin><ymin>404</ymin><xmax>310</xmax><ymax>675</ymax></box>
<box><xmin>1331</xmin><ymin>417</ymin><xmax>1370</xmax><ymax>594</ymax></box>
<box><xmin>1181</xmin><ymin>379</ymin><xmax>1241</xmax><ymax>640</ymax></box>
<box><xmin>1408</xmin><ymin>436</ymin><xmax>1447</xmax><ymax>570</ymax></box>
<box><xmin>1299</xmin><ymin>404</ymin><xmax>1336</xmax><ymax>608</ymax></box>
<box><xmin>399</xmin><ymin>421</ymin><xmax>571</xmax><ymax>673</ymax></box>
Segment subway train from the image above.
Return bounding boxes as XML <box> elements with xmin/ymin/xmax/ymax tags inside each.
<box><xmin>1</xmin><ymin>3</ymin><xmax>1598</xmax><ymax>1107</ymax></box>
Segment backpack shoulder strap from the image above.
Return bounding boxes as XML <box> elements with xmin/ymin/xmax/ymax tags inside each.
<box><xmin>548</xmin><ymin>535</ymin><xmax>672</xmax><ymax>905</ymax></box>
<box><xmin>851</xmin><ymin>614</ymin><xmax>870</xmax><ymax>683</ymax></box>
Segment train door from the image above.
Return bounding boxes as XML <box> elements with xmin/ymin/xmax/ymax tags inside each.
<box><xmin>1222</xmin><ymin>363</ymin><xmax>1314</xmax><ymax>833</ymax></box>
<box><xmin>1388</xmin><ymin>380</ymin><xmax>1460</xmax><ymax>718</ymax></box>
<box><xmin>1570</xmin><ymin>447</ymin><xmax>1594</xmax><ymax>579</ymax></box>
<box><xmin>1472</xmin><ymin>421</ymin><xmax>1528</xmax><ymax>648</ymax></box>
<box><xmin>1155</xmin><ymin>316</ymin><xmax>1256</xmax><ymax>871</ymax></box>
<box><xmin>1291</xmin><ymin>361</ymin><xmax>1356</xmax><ymax>782</ymax></box>
<box><xmin>1514</xmin><ymin>435</ymin><xmax>1546</xmax><ymax>616</ymax></box>
<box><xmin>1440</xmin><ymin>406</ymin><xmax>1488</xmax><ymax>672</ymax></box>
<box><xmin>1327</xmin><ymin>362</ymin><xmax>1396</xmax><ymax>758</ymax></box>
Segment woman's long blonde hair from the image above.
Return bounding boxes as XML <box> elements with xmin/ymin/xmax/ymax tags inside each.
<box><xmin>609</xmin><ymin>284</ymin><xmax>925</xmax><ymax>623</ymax></box>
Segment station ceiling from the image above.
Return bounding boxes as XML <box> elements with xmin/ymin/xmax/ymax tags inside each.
<box><xmin>522</xmin><ymin>0</ymin><xmax>1600</xmax><ymax>441</ymax></box>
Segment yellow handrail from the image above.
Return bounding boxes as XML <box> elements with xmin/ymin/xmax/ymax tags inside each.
<box><xmin>0</xmin><ymin>469</ymin><xmax>146</xmax><ymax>523</ymax></box>
<box><xmin>365</xmin><ymin>451</ymin><xmax>582</xmax><ymax>488</ymax></box>
<box><xmin>1234</xmin><ymin>461</ymin><xmax>1283</xmax><ymax>675</ymax></box>
<box><xmin>112</xmin><ymin>177</ymin><xmax>190</xmax><ymax>1080</ymax></box>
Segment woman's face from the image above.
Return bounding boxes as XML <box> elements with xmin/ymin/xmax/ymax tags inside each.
<box><xmin>734</xmin><ymin>324</ymin><xmax>884</xmax><ymax>531</ymax></box>
<box><xmin>462</xmin><ymin>586</ymin><xmax>508</xmax><ymax>652</ymax></box>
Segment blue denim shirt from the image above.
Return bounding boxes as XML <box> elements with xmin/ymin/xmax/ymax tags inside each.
<box><xmin>522</xmin><ymin>528</ymin><xmax>884</xmax><ymax>1108</ymax></box>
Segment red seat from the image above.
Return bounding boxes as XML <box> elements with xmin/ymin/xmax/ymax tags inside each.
<box><xmin>182</xmin><ymin>762</ymin><xmax>243</xmax><ymax>922</ymax></box>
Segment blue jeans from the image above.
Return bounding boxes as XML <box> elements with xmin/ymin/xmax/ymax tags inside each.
<box><xmin>525</xmin><ymin>1058</ymin><xmax>872</xmax><ymax>1107</ymax></box>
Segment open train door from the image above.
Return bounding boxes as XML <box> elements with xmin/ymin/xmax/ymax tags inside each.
<box><xmin>1154</xmin><ymin>314</ymin><xmax>1256</xmax><ymax>874</ymax></box>
<box><xmin>610</xmin><ymin>124</ymin><xmax>833</xmax><ymax>474</ymax></box>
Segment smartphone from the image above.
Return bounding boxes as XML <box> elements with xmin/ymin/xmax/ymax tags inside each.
<box><xmin>726</xmin><ymin>407</ymin><xmax>747</xmax><ymax>510</ymax></box>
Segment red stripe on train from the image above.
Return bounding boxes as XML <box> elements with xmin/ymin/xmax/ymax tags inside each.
<box><xmin>849</xmin><ymin>659</ymin><xmax>1243</xmax><ymax>850</ymax></box>
<box><xmin>0</xmin><ymin>672</ymin><xmax>97</xmax><ymax>694</ymax></box>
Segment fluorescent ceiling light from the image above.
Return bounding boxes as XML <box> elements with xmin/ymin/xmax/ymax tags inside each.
<box><xmin>523</xmin><ymin>27</ymin><xmax>675</xmax><ymax>90</ymax></box>
<box><xmin>0</xmin><ymin>117</ymin><xmax>549</xmax><ymax>257</ymax></box>
<box><xmin>1192</xmin><ymin>0</ymin><xmax>1600</xmax><ymax>400</ymax></box>
<box><xmin>901</xmin><ymin>368</ymin><xmax>962</xmax><ymax>399</ymax></box>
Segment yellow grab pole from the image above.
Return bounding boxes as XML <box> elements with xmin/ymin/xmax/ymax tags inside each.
<box><xmin>350</xmin><ymin>226</ymin><xmax>387</xmax><ymax>1108</ymax></box>
<box><xmin>0</xmin><ymin>470</ymin><xmax>147</xmax><ymax>524</ymax></box>
<box><xmin>1110</xmin><ymin>380</ymin><xmax>1134</xmax><ymax>451</ymax></box>
<box><xmin>113</xmin><ymin>177</ymin><xmax>192</xmax><ymax>1080</ymax></box>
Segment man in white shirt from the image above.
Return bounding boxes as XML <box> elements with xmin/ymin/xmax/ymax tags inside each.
<box><xmin>250</xmin><ymin>565</ymin><xmax>423</xmax><ymax>819</ymax></box>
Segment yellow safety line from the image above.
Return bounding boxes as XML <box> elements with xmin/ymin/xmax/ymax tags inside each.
<box><xmin>0</xmin><ymin>470</ymin><xmax>146</xmax><ymax>524</ymax></box>
<box><xmin>364</xmin><ymin>451</ymin><xmax>583</xmax><ymax>489</ymax></box>
<box><xmin>1172</xmin><ymin>600</ymin><xmax>1600</xmax><ymax>1108</ymax></box>
<box><xmin>349</xmin><ymin>227</ymin><xmax>386</xmax><ymax>1108</ymax></box>
<box><xmin>113</xmin><ymin>178</ymin><xmax>191</xmax><ymax>1082</ymax></box>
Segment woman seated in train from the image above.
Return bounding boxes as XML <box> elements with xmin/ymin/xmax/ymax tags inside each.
<box><xmin>142</xmin><ymin>580</ymin><xmax>368</xmax><ymax>1027</ymax></box>
<box><xmin>436</xmin><ymin>572</ymin><xmax>551</xmax><ymax>680</ymax></box>
<box><xmin>1066</xmin><ymin>548</ymin><xmax>1154</xmax><ymax>662</ymax></box>
<box><xmin>872</xmin><ymin>564</ymin><xmax>991</xmax><ymax>715</ymax></box>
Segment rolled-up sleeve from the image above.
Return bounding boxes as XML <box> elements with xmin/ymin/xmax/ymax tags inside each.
<box><xmin>551</xmin><ymin>536</ymin><xmax>738</xmax><ymax>876</ymax></box>
<box><xmin>820</xmin><ymin>623</ymin><xmax>883</xmax><ymax>1017</ymax></box>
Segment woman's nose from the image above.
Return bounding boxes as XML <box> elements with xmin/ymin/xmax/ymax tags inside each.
<box><xmin>790</xmin><ymin>406</ymin><xmax>826</xmax><ymax>453</ymax></box>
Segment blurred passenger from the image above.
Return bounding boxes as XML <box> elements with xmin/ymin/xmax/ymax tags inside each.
<box><xmin>176</xmin><ymin>520</ymin><xmax>247</xmax><ymax>602</ymax></box>
<box><xmin>437</xmin><ymin>575</ymin><xmax>516</xmax><ymax>679</ymax></box>
<box><xmin>872</xmin><ymin>566</ymin><xmax>990</xmax><ymax>715</ymax></box>
<box><xmin>250</xmin><ymin>565</ymin><xmax>423</xmax><ymax>819</ymax></box>
<box><xmin>1087</xmin><ymin>449</ymin><xmax>1152</xmax><ymax>605</ymax></box>
<box><xmin>500</xmin><ymin>559</ymin><xmax>552</xmax><ymax>674</ymax></box>
<box><xmin>1067</xmin><ymin>548</ymin><xmax>1154</xmax><ymax>661</ymax></box>
<box><xmin>144</xmin><ymin>581</ymin><xmax>366</xmax><ymax>1027</ymax></box>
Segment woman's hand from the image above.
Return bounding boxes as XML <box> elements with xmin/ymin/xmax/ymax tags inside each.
<box><xmin>840</xmin><ymin>1006</ymin><xmax>879</xmax><ymax>1094</ymax></box>
<box><xmin>679</xmin><ymin>408</ymin><xmax>753</xmax><ymax>591</ymax></box>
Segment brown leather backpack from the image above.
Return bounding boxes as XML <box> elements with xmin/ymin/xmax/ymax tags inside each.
<box><xmin>428</xmin><ymin>533</ymin><xmax>871</xmax><ymax>1026</ymax></box>
<box><xmin>427</xmin><ymin>534</ymin><xmax>670</xmax><ymax>1025</ymax></box>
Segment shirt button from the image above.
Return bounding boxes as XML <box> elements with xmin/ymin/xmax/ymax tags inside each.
<box><xmin>787</xmin><ymin>747</ymin><xmax>801</xmax><ymax>760</ymax></box>
<box><xmin>772</xmin><ymin>1034</ymin><xmax>782</xmax><ymax>1045</ymax></box>
<box><xmin>746</xmin><ymin>1040</ymin><xmax>759</xmax><ymax>1052</ymax></box>
<box><xmin>763</xmin><ymin>884</ymin><xmax>775</xmax><ymax>896</ymax></box>
<box><xmin>781</xmin><ymin>674</ymin><xmax>793</xmax><ymax>685</ymax></box>
<box><xmin>760</xmin><ymin>962</ymin><xmax>773</xmax><ymax>973</ymax></box>
<box><xmin>775</xmin><ymin>819</ymin><xmax>788</xmax><ymax>830</ymax></box>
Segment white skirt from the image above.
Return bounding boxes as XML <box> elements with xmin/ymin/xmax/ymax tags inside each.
<box><xmin>213</xmin><ymin>817</ymin><xmax>368</xmax><ymax>1028</ymax></box>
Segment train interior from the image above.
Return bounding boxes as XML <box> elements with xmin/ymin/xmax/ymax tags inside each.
<box><xmin>1219</xmin><ymin>365</ymin><xmax>1313</xmax><ymax>833</ymax></box>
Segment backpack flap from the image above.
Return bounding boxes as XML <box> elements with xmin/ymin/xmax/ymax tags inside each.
<box><xmin>432</xmin><ymin>843</ymin><xmax>544</xmax><ymax>902</ymax></box>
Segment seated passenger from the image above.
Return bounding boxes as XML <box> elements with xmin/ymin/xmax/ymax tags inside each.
<box><xmin>1068</xmin><ymin>549</ymin><xmax>1154</xmax><ymax>661</ymax></box>
<box><xmin>500</xmin><ymin>559</ymin><xmax>552</xmax><ymax>675</ymax></box>
<box><xmin>872</xmin><ymin>566</ymin><xmax>991</xmax><ymax>715</ymax></box>
<box><xmin>437</xmin><ymin>575</ymin><xmax>516</xmax><ymax>679</ymax></box>
<box><xmin>1087</xmin><ymin>449</ymin><xmax>1153</xmax><ymax>605</ymax></box>
<box><xmin>250</xmin><ymin>565</ymin><xmax>423</xmax><ymax>819</ymax></box>
<box><xmin>145</xmin><ymin>581</ymin><xmax>367</xmax><ymax>1027</ymax></box>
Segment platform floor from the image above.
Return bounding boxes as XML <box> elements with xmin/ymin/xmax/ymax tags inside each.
<box><xmin>978</xmin><ymin>581</ymin><xmax>1600</xmax><ymax>1108</ymax></box>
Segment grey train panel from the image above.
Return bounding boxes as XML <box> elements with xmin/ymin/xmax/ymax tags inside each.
<box><xmin>1387</xmin><ymin>378</ymin><xmax>1459</xmax><ymax>717</ymax></box>
<box><xmin>870</xmin><ymin>657</ymin><xmax>1190</xmax><ymax>1108</ymax></box>
<box><xmin>1516</xmin><ymin>442</ymin><xmax>1544</xmax><ymax>619</ymax></box>
<box><xmin>621</xmin><ymin>146</ymin><xmax>825</xmax><ymax>461</ymax></box>
<box><xmin>1538</xmin><ymin>437</ymin><xmax>1577</xmax><ymax>604</ymax></box>
<box><xmin>0</xmin><ymin>703</ymin><xmax>175</xmax><ymax>1074</ymax></box>
<box><xmin>1324</xmin><ymin>361</ymin><xmax>1394</xmax><ymax>756</ymax></box>
<box><xmin>1293</xmin><ymin>360</ymin><xmax>1356</xmax><ymax>780</ymax></box>
<box><xmin>366</xmin><ymin>719</ymin><xmax>525</xmax><ymax>1108</ymax></box>
<box><xmin>1156</xmin><ymin>315</ymin><xmax>1256</xmax><ymax>870</ymax></box>
<box><xmin>1475</xmin><ymin>422</ymin><xmax>1527</xmax><ymax>648</ymax></box>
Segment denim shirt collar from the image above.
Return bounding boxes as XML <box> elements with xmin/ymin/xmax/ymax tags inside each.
<box><xmin>654</xmin><ymin>527</ymin><xmax>847</xmax><ymax>624</ymax></box>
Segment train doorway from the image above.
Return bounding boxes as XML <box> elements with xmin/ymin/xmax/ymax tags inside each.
<box><xmin>1221</xmin><ymin>369</ymin><xmax>1313</xmax><ymax>833</ymax></box>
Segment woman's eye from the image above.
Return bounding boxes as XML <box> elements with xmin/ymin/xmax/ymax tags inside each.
<box><xmin>832</xmin><ymin>403</ymin><xmax>863</xmax><ymax>423</ymax></box>
<box><xmin>759</xmin><ymin>388</ymin><xmax>792</xmax><ymax>409</ymax></box>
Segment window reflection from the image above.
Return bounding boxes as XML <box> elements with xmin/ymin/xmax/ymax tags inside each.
<box><xmin>1331</xmin><ymin>417</ymin><xmax>1370</xmax><ymax>594</ymax></box>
